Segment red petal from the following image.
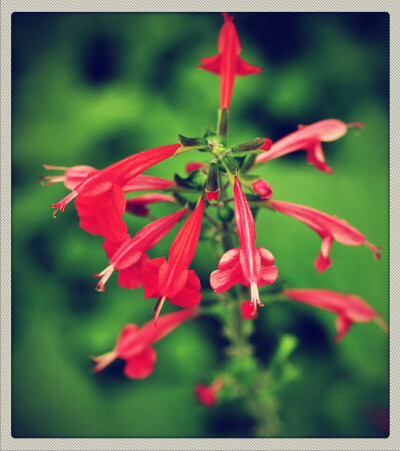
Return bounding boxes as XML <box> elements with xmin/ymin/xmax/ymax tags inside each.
<box><xmin>130</xmin><ymin>208</ymin><xmax>188</xmax><ymax>256</ymax></box>
<box><xmin>116</xmin><ymin>324</ymin><xmax>140</xmax><ymax>350</ymax></box>
<box><xmin>117</xmin><ymin>253</ymin><xmax>149</xmax><ymax>290</ymax></box>
<box><xmin>123</xmin><ymin>347</ymin><xmax>157</xmax><ymax>379</ymax></box>
<box><xmin>259</xmin><ymin>264</ymin><xmax>278</xmax><ymax>286</ymax></box>
<box><xmin>64</xmin><ymin>166</ymin><xmax>96</xmax><ymax>190</ymax></box>
<box><xmin>103</xmin><ymin>234</ymin><xmax>131</xmax><ymax>260</ymax></box>
<box><xmin>236</xmin><ymin>56</ymin><xmax>262</xmax><ymax>76</ymax></box>
<box><xmin>210</xmin><ymin>262</ymin><xmax>244</xmax><ymax>292</ymax></box>
<box><xmin>198</xmin><ymin>54</ymin><xmax>221</xmax><ymax>75</ymax></box>
<box><xmin>142</xmin><ymin>257</ymin><xmax>165</xmax><ymax>299</ymax></box>
<box><xmin>185</xmin><ymin>270</ymin><xmax>201</xmax><ymax>291</ymax></box>
<box><xmin>218</xmin><ymin>248</ymin><xmax>240</xmax><ymax>270</ymax></box>
<box><xmin>186</xmin><ymin>162</ymin><xmax>206</xmax><ymax>174</ymax></box>
<box><xmin>139</xmin><ymin>307</ymin><xmax>197</xmax><ymax>344</ymax></box>
<box><xmin>314</xmin><ymin>253</ymin><xmax>332</xmax><ymax>273</ymax></box>
<box><xmin>305</xmin><ymin>141</ymin><xmax>333</xmax><ymax>174</ymax></box>
<box><xmin>169</xmin><ymin>288</ymin><xmax>202</xmax><ymax>308</ymax></box>
<box><xmin>75</xmin><ymin>185</ymin><xmax>127</xmax><ymax>241</ymax></box>
<box><xmin>195</xmin><ymin>384</ymin><xmax>217</xmax><ymax>407</ymax></box>
<box><xmin>123</xmin><ymin>174</ymin><xmax>176</xmax><ymax>193</ymax></box>
<box><xmin>241</xmin><ymin>300</ymin><xmax>257</xmax><ymax>320</ymax></box>
<box><xmin>234</xmin><ymin>177</ymin><xmax>258</xmax><ymax>283</ymax></box>
<box><xmin>257</xmin><ymin>247</ymin><xmax>275</xmax><ymax>265</ymax></box>
<box><xmin>159</xmin><ymin>198</ymin><xmax>204</xmax><ymax>298</ymax></box>
<box><xmin>334</xmin><ymin>315</ymin><xmax>353</xmax><ymax>342</ymax></box>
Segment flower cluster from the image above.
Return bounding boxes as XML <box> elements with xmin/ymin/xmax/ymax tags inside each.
<box><xmin>43</xmin><ymin>13</ymin><xmax>386</xmax><ymax>404</ymax></box>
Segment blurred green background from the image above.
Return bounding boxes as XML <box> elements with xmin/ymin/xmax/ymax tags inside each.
<box><xmin>12</xmin><ymin>12</ymin><xmax>389</xmax><ymax>438</ymax></box>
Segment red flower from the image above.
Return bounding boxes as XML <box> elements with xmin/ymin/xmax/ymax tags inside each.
<box><xmin>283</xmin><ymin>288</ymin><xmax>385</xmax><ymax>341</ymax></box>
<box><xmin>195</xmin><ymin>378</ymin><xmax>224</xmax><ymax>407</ymax></box>
<box><xmin>51</xmin><ymin>143</ymin><xmax>180</xmax><ymax>242</ymax></box>
<box><xmin>142</xmin><ymin>198</ymin><xmax>205</xmax><ymax>323</ymax></box>
<box><xmin>268</xmin><ymin>199</ymin><xmax>380</xmax><ymax>273</ymax></box>
<box><xmin>198</xmin><ymin>12</ymin><xmax>262</xmax><ymax>110</ymax></box>
<box><xmin>125</xmin><ymin>193</ymin><xmax>176</xmax><ymax>217</ymax></box>
<box><xmin>210</xmin><ymin>177</ymin><xmax>278</xmax><ymax>314</ymax></box>
<box><xmin>252</xmin><ymin>178</ymin><xmax>273</xmax><ymax>200</ymax></box>
<box><xmin>92</xmin><ymin>307</ymin><xmax>197</xmax><ymax>378</ymax></box>
<box><xmin>94</xmin><ymin>208</ymin><xmax>189</xmax><ymax>291</ymax></box>
<box><xmin>255</xmin><ymin>119</ymin><xmax>363</xmax><ymax>174</ymax></box>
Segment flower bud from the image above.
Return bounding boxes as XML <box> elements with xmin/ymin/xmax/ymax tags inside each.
<box><xmin>205</xmin><ymin>162</ymin><xmax>220</xmax><ymax>203</ymax></box>
<box><xmin>221</xmin><ymin>155</ymin><xmax>239</xmax><ymax>176</ymax></box>
<box><xmin>178</xmin><ymin>135</ymin><xmax>209</xmax><ymax>148</ymax></box>
<box><xmin>231</xmin><ymin>137</ymin><xmax>271</xmax><ymax>154</ymax></box>
<box><xmin>252</xmin><ymin>179</ymin><xmax>273</xmax><ymax>200</ymax></box>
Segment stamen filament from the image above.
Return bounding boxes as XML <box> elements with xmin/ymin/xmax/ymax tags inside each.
<box><xmin>94</xmin><ymin>264</ymin><xmax>115</xmax><ymax>292</ymax></box>
<box><xmin>250</xmin><ymin>281</ymin><xmax>263</xmax><ymax>315</ymax></box>
<box><xmin>43</xmin><ymin>164</ymin><xmax>70</xmax><ymax>171</ymax></box>
<box><xmin>51</xmin><ymin>191</ymin><xmax>78</xmax><ymax>217</ymax></box>
<box><xmin>40</xmin><ymin>175</ymin><xmax>65</xmax><ymax>186</ymax></box>
<box><xmin>375</xmin><ymin>316</ymin><xmax>389</xmax><ymax>335</ymax></box>
<box><xmin>91</xmin><ymin>350</ymin><xmax>117</xmax><ymax>372</ymax></box>
<box><xmin>153</xmin><ymin>296</ymin><xmax>166</xmax><ymax>326</ymax></box>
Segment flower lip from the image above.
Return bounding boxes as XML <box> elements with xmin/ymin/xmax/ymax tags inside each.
<box><xmin>283</xmin><ymin>288</ymin><xmax>384</xmax><ymax>341</ymax></box>
<box><xmin>255</xmin><ymin>119</ymin><xmax>363</xmax><ymax>173</ymax></box>
<box><xmin>268</xmin><ymin>199</ymin><xmax>380</xmax><ymax>272</ymax></box>
<box><xmin>92</xmin><ymin>308</ymin><xmax>197</xmax><ymax>378</ymax></box>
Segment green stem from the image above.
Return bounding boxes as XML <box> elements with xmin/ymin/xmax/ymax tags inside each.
<box><xmin>204</xmin><ymin>212</ymin><xmax>220</xmax><ymax>229</ymax></box>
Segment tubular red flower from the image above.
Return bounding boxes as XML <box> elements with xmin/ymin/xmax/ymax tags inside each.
<box><xmin>268</xmin><ymin>199</ymin><xmax>380</xmax><ymax>273</ymax></box>
<box><xmin>195</xmin><ymin>378</ymin><xmax>224</xmax><ymax>407</ymax></box>
<box><xmin>210</xmin><ymin>177</ymin><xmax>278</xmax><ymax>314</ymax></box>
<box><xmin>125</xmin><ymin>193</ymin><xmax>176</xmax><ymax>217</ymax></box>
<box><xmin>94</xmin><ymin>208</ymin><xmax>189</xmax><ymax>291</ymax></box>
<box><xmin>92</xmin><ymin>307</ymin><xmax>197</xmax><ymax>378</ymax></box>
<box><xmin>51</xmin><ymin>143</ymin><xmax>180</xmax><ymax>241</ymax></box>
<box><xmin>255</xmin><ymin>119</ymin><xmax>363</xmax><ymax>173</ymax></box>
<box><xmin>283</xmin><ymin>288</ymin><xmax>385</xmax><ymax>341</ymax></box>
<box><xmin>142</xmin><ymin>198</ymin><xmax>205</xmax><ymax>323</ymax></box>
<box><xmin>198</xmin><ymin>12</ymin><xmax>262</xmax><ymax>110</ymax></box>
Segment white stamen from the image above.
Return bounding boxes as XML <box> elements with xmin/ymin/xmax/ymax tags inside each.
<box><xmin>94</xmin><ymin>264</ymin><xmax>115</xmax><ymax>292</ymax></box>
<box><xmin>250</xmin><ymin>281</ymin><xmax>263</xmax><ymax>315</ymax></box>
<box><xmin>153</xmin><ymin>296</ymin><xmax>166</xmax><ymax>326</ymax></box>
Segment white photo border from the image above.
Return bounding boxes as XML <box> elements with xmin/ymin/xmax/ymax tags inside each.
<box><xmin>1</xmin><ymin>1</ymin><xmax>398</xmax><ymax>450</ymax></box>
